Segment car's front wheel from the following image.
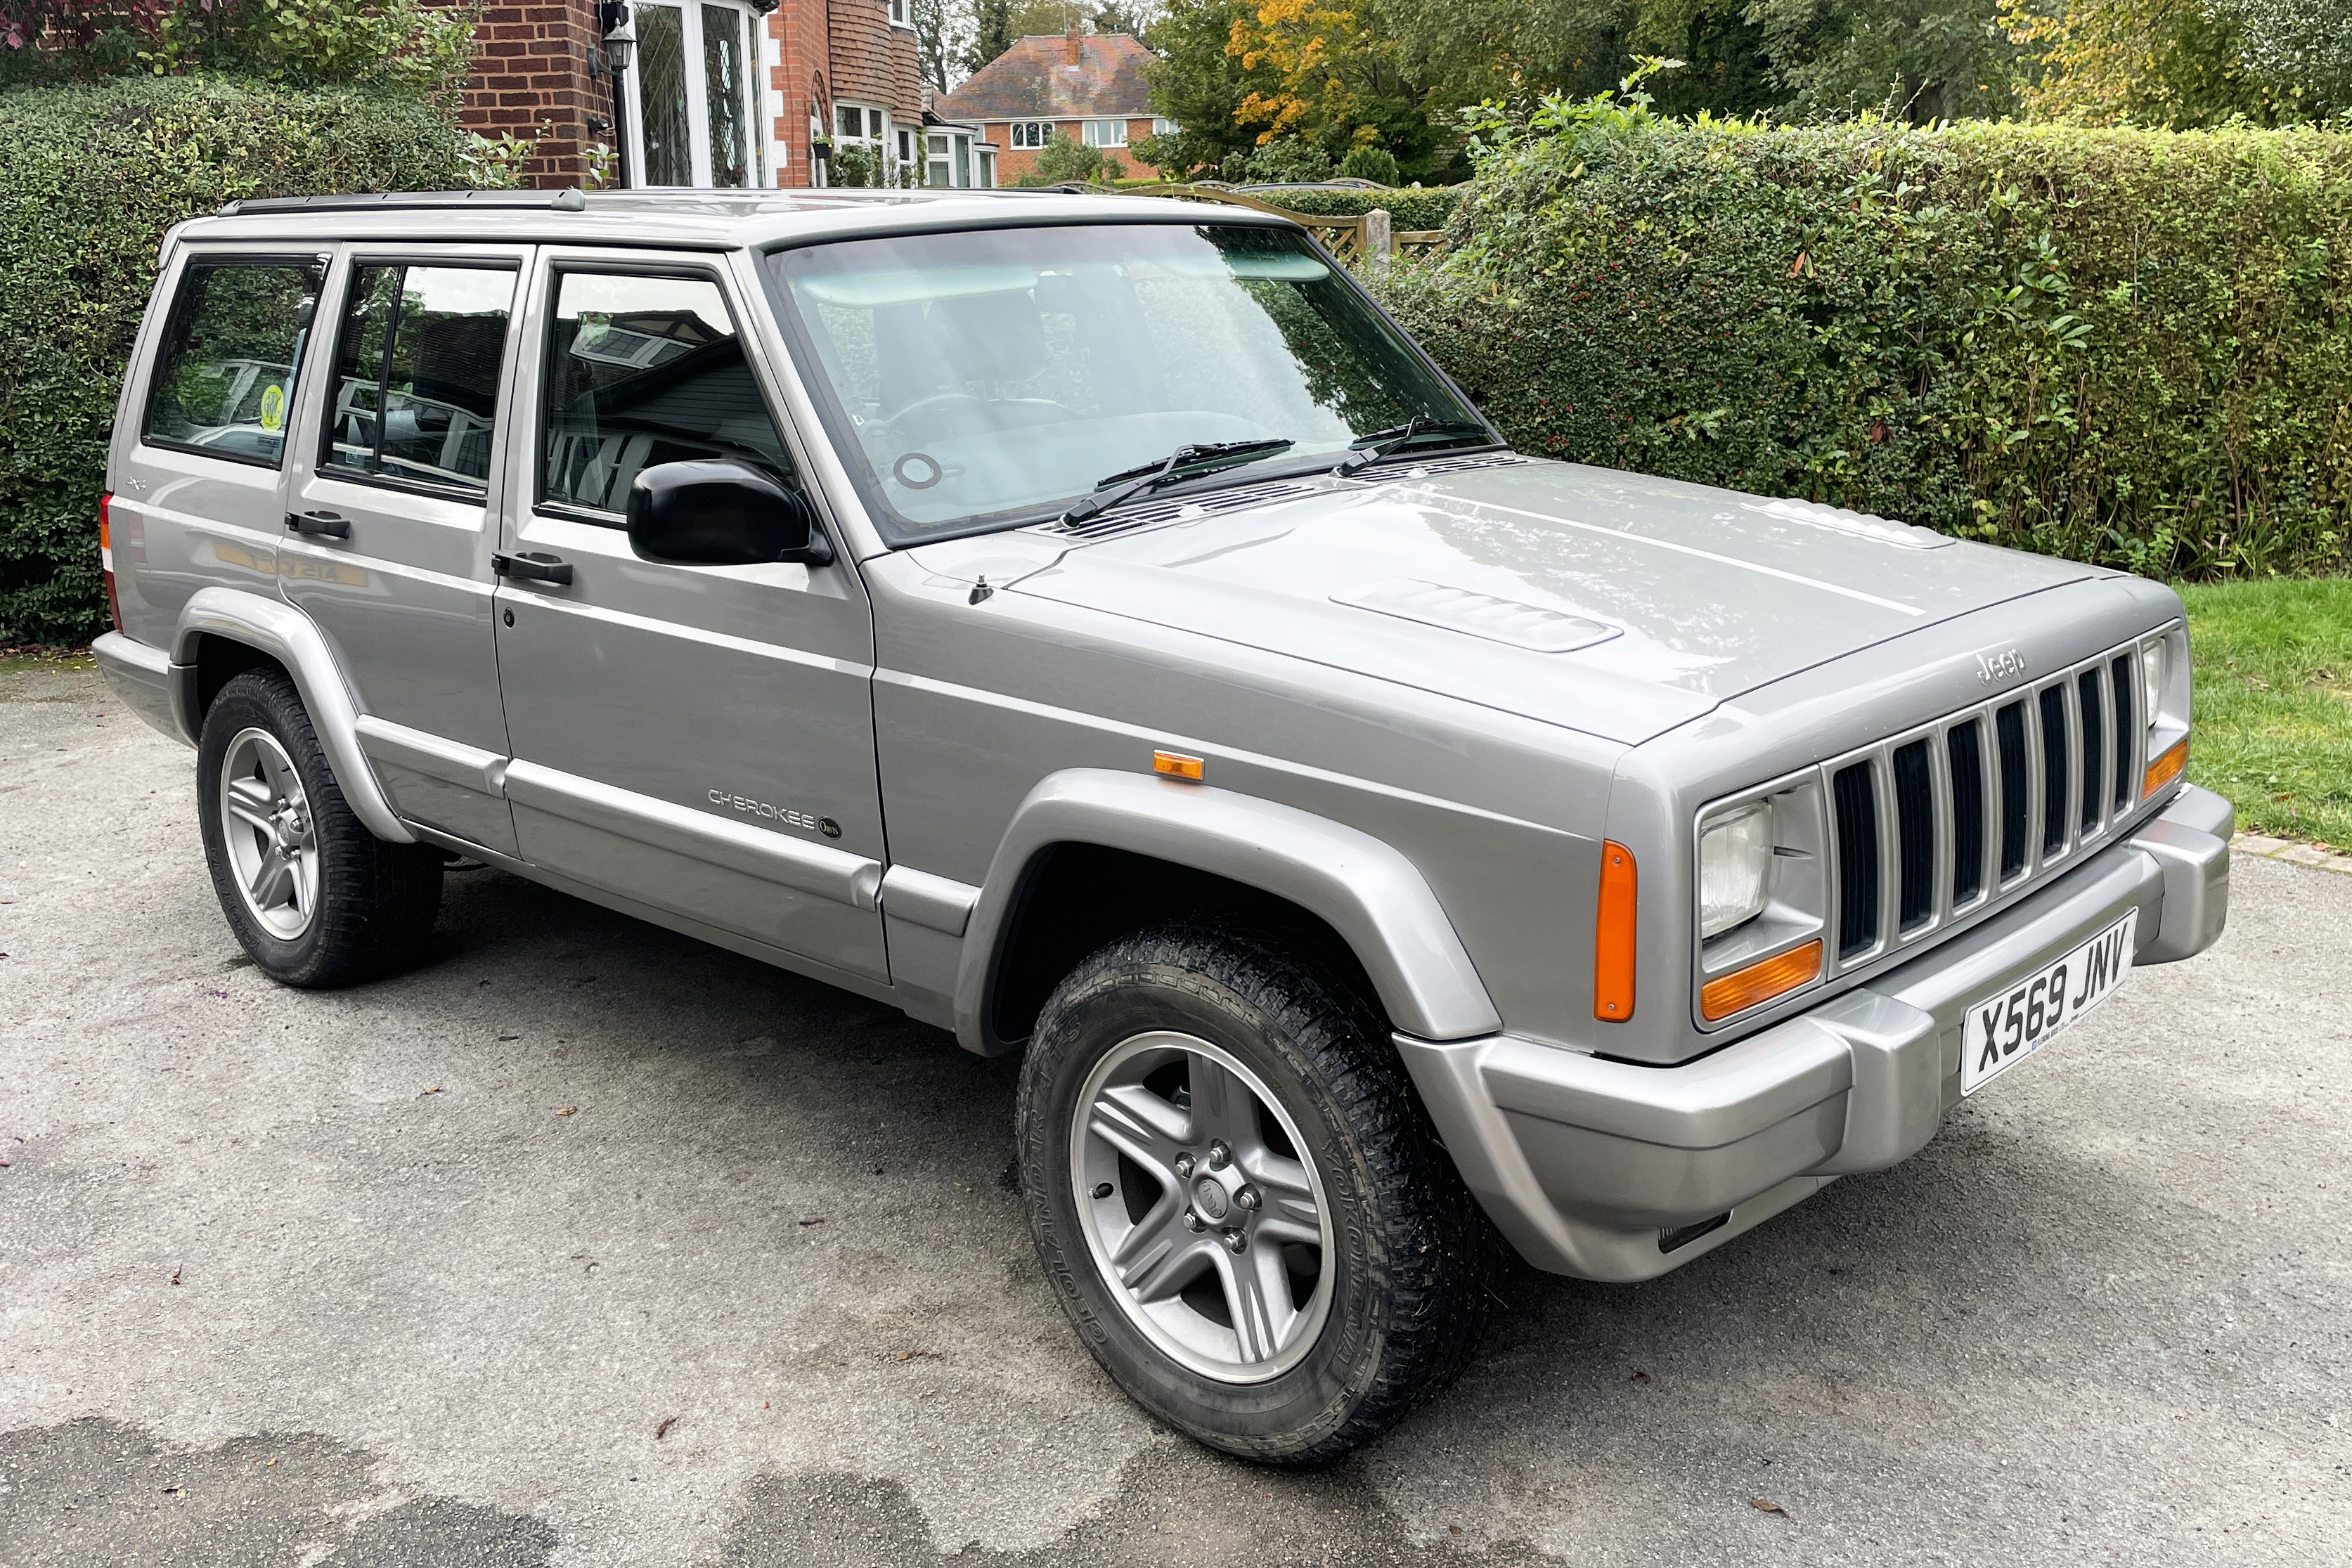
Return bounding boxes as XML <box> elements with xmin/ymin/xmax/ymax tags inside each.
<box><xmin>197</xmin><ymin>666</ymin><xmax>442</xmax><ymax>987</ymax></box>
<box><xmin>1015</xmin><ymin>925</ymin><xmax>1490</xmax><ymax>1463</ymax></box>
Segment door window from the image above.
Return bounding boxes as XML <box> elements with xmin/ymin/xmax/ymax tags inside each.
<box><xmin>628</xmin><ymin>1</ymin><xmax>761</xmax><ymax>188</ymax></box>
<box><xmin>322</xmin><ymin>264</ymin><xmax>517</xmax><ymax>493</ymax></box>
<box><xmin>539</xmin><ymin>270</ymin><xmax>793</xmax><ymax>519</ymax></box>
<box><xmin>143</xmin><ymin>257</ymin><xmax>327</xmax><ymax>467</ymax></box>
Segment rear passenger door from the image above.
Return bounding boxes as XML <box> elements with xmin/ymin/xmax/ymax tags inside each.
<box><xmin>491</xmin><ymin>250</ymin><xmax>889</xmax><ymax>984</ymax></box>
<box><xmin>110</xmin><ymin>250</ymin><xmax>328</xmax><ymax>642</ymax></box>
<box><xmin>281</xmin><ymin>245</ymin><xmax>530</xmax><ymax>857</ymax></box>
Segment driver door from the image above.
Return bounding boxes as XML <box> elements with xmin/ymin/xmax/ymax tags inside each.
<box><xmin>491</xmin><ymin>249</ymin><xmax>888</xmax><ymax>983</ymax></box>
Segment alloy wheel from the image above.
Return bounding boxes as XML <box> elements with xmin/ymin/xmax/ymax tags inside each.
<box><xmin>1069</xmin><ymin>1030</ymin><xmax>1334</xmax><ymax>1382</ymax></box>
<box><xmin>217</xmin><ymin>727</ymin><xmax>321</xmax><ymax>941</ymax></box>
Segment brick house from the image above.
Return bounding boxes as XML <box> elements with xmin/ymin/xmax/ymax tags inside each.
<box><xmin>458</xmin><ymin>0</ymin><xmax>980</xmax><ymax>191</ymax></box>
<box><xmin>932</xmin><ymin>27</ymin><xmax>1167</xmax><ymax>184</ymax></box>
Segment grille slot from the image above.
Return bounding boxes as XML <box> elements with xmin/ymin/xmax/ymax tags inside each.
<box><xmin>2077</xmin><ymin>670</ymin><xmax>2105</xmax><ymax>834</ymax></box>
<box><xmin>2038</xmin><ymin>686</ymin><xmax>2069</xmax><ymax>857</ymax></box>
<box><xmin>1996</xmin><ymin>702</ymin><xmax>2030</xmax><ymax>880</ymax></box>
<box><xmin>2109</xmin><ymin>655</ymin><xmax>2135</xmax><ymax>811</ymax></box>
<box><xmin>1832</xmin><ymin>761</ymin><xmax>1880</xmax><ymax>959</ymax></box>
<box><xmin>1949</xmin><ymin>720</ymin><xmax>1985</xmax><ymax>904</ymax></box>
<box><xmin>1892</xmin><ymin>740</ymin><xmax>1936</xmax><ymax>932</ymax></box>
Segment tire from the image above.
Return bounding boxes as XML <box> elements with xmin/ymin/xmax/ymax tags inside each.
<box><xmin>196</xmin><ymin>667</ymin><xmax>443</xmax><ymax>987</ymax></box>
<box><xmin>1015</xmin><ymin>924</ymin><xmax>1491</xmax><ymax>1463</ymax></box>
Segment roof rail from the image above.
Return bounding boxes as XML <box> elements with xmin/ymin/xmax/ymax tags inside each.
<box><xmin>217</xmin><ymin>188</ymin><xmax>589</xmax><ymax>217</ymax></box>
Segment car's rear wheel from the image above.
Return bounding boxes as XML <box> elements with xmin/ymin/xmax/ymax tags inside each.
<box><xmin>1016</xmin><ymin>924</ymin><xmax>1490</xmax><ymax>1463</ymax></box>
<box><xmin>197</xmin><ymin>667</ymin><xmax>442</xmax><ymax>987</ymax></box>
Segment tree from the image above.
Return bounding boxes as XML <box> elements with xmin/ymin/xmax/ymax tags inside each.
<box><xmin>1226</xmin><ymin>0</ymin><xmax>1447</xmax><ymax>174</ymax></box>
<box><xmin>912</xmin><ymin>0</ymin><xmax>971</xmax><ymax>90</ymax></box>
<box><xmin>1745</xmin><ymin>0</ymin><xmax>2028</xmax><ymax>121</ymax></box>
<box><xmin>1</xmin><ymin>0</ymin><xmax>474</xmax><ymax>98</ymax></box>
<box><xmin>1999</xmin><ymin>0</ymin><xmax>2289</xmax><ymax>125</ymax></box>
<box><xmin>2219</xmin><ymin>0</ymin><xmax>2352</xmax><ymax>115</ymax></box>
<box><xmin>967</xmin><ymin>0</ymin><xmax>1016</xmax><ymax>72</ymax></box>
<box><xmin>1142</xmin><ymin>0</ymin><xmax>1274</xmax><ymax>174</ymax></box>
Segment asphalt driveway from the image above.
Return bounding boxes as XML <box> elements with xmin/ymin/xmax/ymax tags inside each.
<box><xmin>2</xmin><ymin>661</ymin><xmax>2345</xmax><ymax>1567</ymax></box>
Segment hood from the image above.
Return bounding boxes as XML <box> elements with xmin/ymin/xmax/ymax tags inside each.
<box><xmin>945</xmin><ymin>457</ymin><xmax>2101</xmax><ymax>745</ymax></box>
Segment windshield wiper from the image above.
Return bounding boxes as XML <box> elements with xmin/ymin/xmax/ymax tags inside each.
<box><xmin>1060</xmin><ymin>439</ymin><xmax>1296</xmax><ymax>529</ymax></box>
<box><xmin>1332</xmin><ymin>415</ymin><xmax>1493</xmax><ymax>478</ymax></box>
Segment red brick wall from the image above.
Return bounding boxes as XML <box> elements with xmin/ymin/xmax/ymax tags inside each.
<box><xmin>766</xmin><ymin>0</ymin><xmax>922</xmax><ymax>188</ymax></box>
<box><xmin>455</xmin><ymin>0</ymin><xmax>611</xmax><ymax>188</ymax></box>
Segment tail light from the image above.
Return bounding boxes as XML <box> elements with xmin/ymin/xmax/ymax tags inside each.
<box><xmin>100</xmin><ymin>493</ymin><xmax>124</xmax><ymax>633</ymax></box>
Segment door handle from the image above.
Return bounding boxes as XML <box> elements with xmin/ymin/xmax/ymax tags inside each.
<box><xmin>493</xmin><ymin>550</ymin><xmax>574</xmax><ymax>586</ymax></box>
<box><xmin>285</xmin><ymin>510</ymin><xmax>351</xmax><ymax>539</ymax></box>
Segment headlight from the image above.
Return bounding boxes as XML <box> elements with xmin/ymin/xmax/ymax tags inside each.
<box><xmin>2142</xmin><ymin>637</ymin><xmax>2167</xmax><ymax>734</ymax></box>
<box><xmin>1698</xmin><ymin>801</ymin><xmax>1772</xmax><ymax>938</ymax></box>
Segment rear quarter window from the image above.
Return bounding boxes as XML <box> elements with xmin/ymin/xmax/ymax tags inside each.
<box><xmin>144</xmin><ymin>257</ymin><xmax>327</xmax><ymax>468</ymax></box>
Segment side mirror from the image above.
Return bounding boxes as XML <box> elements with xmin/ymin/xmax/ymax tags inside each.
<box><xmin>625</xmin><ymin>459</ymin><xmax>833</xmax><ymax>568</ymax></box>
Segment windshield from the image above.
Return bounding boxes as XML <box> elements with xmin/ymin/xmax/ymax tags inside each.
<box><xmin>765</xmin><ymin>222</ymin><xmax>1487</xmax><ymax>543</ymax></box>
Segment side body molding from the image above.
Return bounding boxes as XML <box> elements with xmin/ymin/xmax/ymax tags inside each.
<box><xmin>172</xmin><ymin>587</ymin><xmax>415</xmax><ymax>844</ymax></box>
<box><xmin>954</xmin><ymin>770</ymin><xmax>1501</xmax><ymax>1054</ymax></box>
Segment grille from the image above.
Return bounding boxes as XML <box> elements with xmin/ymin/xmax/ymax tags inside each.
<box><xmin>1821</xmin><ymin>639</ymin><xmax>2157</xmax><ymax>976</ymax></box>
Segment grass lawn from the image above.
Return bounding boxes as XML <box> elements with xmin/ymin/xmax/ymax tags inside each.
<box><xmin>2178</xmin><ymin>578</ymin><xmax>2352</xmax><ymax>849</ymax></box>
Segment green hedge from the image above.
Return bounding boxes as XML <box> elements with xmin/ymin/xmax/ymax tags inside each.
<box><xmin>1256</xmin><ymin>184</ymin><xmax>1466</xmax><ymax>232</ymax></box>
<box><xmin>1382</xmin><ymin>119</ymin><xmax>2352</xmax><ymax>578</ymax></box>
<box><xmin>0</xmin><ymin>75</ymin><xmax>498</xmax><ymax>643</ymax></box>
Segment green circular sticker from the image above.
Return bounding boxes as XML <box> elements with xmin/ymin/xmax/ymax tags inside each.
<box><xmin>259</xmin><ymin>384</ymin><xmax>285</xmax><ymax>432</ymax></box>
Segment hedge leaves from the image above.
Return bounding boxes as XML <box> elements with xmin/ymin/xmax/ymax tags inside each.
<box><xmin>0</xmin><ymin>75</ymin><xmax>498</xmax><ymax>642</ymax></box>
<box><xmin>1385</xmin><ymin>117</ymin><xmax>2352</xmax><ymax>578</ymax></box>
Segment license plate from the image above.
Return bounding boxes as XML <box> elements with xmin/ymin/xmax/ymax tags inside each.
<box><xmin>1960</xmin><ymin>909</ymin><xmax>2138</xmax><ymax>1095</ymax></box>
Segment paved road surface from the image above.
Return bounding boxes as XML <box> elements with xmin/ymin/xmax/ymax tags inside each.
<box><xmin>2</xmin><ymin>663</ymin><xmax>2344</xmax><ymax>1565</ymax></box>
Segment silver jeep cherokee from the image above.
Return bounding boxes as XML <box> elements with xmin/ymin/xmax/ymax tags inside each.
<box><xmin>92</xmin><ymin>188</ymin><xmax>2231</xmax><ymax>1463</ymax></box>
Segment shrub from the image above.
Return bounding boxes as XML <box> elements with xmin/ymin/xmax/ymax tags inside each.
<box><xmin>1012</xmin><ymin>131</ymin><xmax>1125</xmax><ymax>187</ymax></box>
<box><xmin>1337</xmin><ymin>145</ymin><xmax>1401</xmax><ymax>185</ymax></box>
<box><xmin>1253</xmin><ymin>183</ymin><xmax>1465</xmax><ymax>231</ymax></box>
<box><xmin>1382</xmin><ymin>111</ymin><xmax>2352</xmax><ymax>578</ymax></box>
<box><xmin>1244</xmin><ymin>136</ymin><xmax>1333</xmax><ymax>183</ymax></box>
<box><xmin>0</xmin><ymin>74</ymin><xmax>515</xmax><ymax>642</ymax></box>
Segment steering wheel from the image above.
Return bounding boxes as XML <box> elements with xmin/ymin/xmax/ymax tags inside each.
<box><xmin>880</xmin><ymin>392</ymin><xmax>989</xmax><ymax>443</ymax></box>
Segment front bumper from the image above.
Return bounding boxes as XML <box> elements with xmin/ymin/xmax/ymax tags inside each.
<box><xmin>1399</xmin><ymin>782</ymin><xmax>2233</xmax><ymax>1281</ymax></box>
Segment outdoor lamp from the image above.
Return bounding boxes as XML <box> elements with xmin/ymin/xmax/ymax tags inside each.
<box><xmin>601</xmin><ymin>1</ymin><xmax>636</xmax><ymax>72</ymax></box>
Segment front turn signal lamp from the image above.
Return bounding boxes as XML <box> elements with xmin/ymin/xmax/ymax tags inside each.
<box><xmin>2143</xmin><ymin>737</ymin><xmax>2187</xmax><ymax>798</ymax></box>
<box><xmin>1594</xmin><ymin>841</ymin><xmax>1636</xmax><ymax>1021</ymax></box>
<box><xmin>1700</xmin><ymin>938</ymin><xmax>1823</xmax><ymax>1022</ymax></box>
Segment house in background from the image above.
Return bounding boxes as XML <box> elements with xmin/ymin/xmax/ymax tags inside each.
<box><xmin>457</xmin><ymin>0</ymin><xmax>986</xmax><ymax>190</ymax></box>
<box><xmin>933</xmin><ymin>25</ymin><xmax>1168</xmax><ymax>184</ymax></box>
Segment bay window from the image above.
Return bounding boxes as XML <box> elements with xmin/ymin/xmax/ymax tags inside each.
<box><xmin>623</xmin><ymin>0</ymin><xmax>762</xmax><ymax>188</ymax></box>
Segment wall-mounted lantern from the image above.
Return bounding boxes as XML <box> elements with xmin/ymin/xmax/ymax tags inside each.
<box><xmin>598</xmin><ymin>1</ymin><xmax>636</xmax><ymax>73</ymax></box>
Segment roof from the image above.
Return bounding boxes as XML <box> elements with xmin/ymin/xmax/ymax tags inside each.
<box><xmin>933</xmin><ymin>34</ymin><xmax>1154</xmax><ymax>123</ymax></box>
<box><xmin>175</xmin><ymin>188</ymin><xmax>1292</xmax><ymax>251</ymax></box>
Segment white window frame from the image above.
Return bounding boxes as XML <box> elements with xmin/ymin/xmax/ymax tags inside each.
<box><xmin>1151</xmin><ymin>117</ymin><xmax>1177</xmax><ymax>136</ymax></box>
<box><xmin>622</xmin><ymin>0</ymin><xmax>763</xmax><ymax>188</ymax></box>
<box><xmin>1009</xmin><ymin>120</ymin><xmax>1053</xmax><ymax>150</ymax></box>
<box><xmin>1081</xmin><ymin>119</ymin><xmax>1126</xmax><ymax>149</ymax></box>
<box><xmin>824</xmin><ymin>101</ymin><xmax>898</xmax><ymax>187</ymax></box>
<box><xmin>886</xmin><ymin>0</ymin><xmax>912</xmax><ymax>25</ymax></box>
<box><xmin>926</xmin><ymin>128</ymin><xmax>976</xmax><ymax>188</ymax></box>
